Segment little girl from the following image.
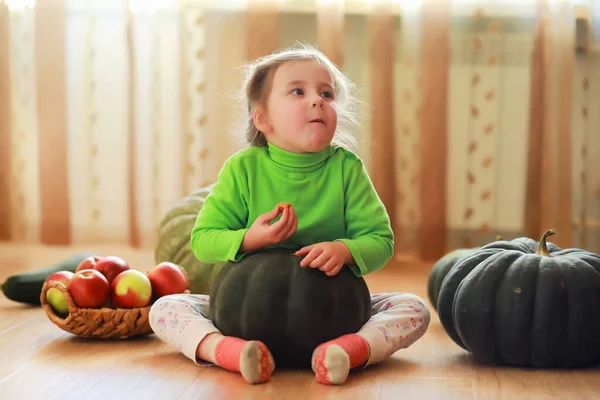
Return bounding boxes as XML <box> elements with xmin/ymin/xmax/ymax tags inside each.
<box><xmin>149</xmin><ymin>45</ymin><xmax>430</xmax><ymax>385</ymax></box>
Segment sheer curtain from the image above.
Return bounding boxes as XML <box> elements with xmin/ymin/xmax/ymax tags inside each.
<box><xmin>0</xmin><ymin>0</ymin><xmax>598</xmax><ymax>262</ymax></box>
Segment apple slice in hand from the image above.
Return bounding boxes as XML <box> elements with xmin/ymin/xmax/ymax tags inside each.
<box><xmin>277</xmin><ymin>202</ymin><xmax>291</xmax><ymax>213</ymax></box>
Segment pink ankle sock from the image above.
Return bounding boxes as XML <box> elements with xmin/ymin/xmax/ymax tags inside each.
<box><xmin>312</xmin><ymin>334</ymin><xmax>370</xmax><ymax>385</ymax></box>
<box><xmin>214</xmin><ymin>337</ymin><xmax>275</xmax><ymax>384</ymax></box>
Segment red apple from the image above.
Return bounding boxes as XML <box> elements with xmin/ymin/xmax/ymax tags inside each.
<box><xmin>44</xmin><ymin>271</ymin><xmax>75</xmax><ymax>316</ymax></box>
<box><xmin>45</xmin><ymin>271</ymin><xmax>75</xmax><ymax>286</ymax></box>
<box><xmin>75</xmin><ymin>255</ymin><xmax>104</xmax><ymax>272</ymax></box>
<box><xmin>110</xmin><ymin>270</ymin><xmax>152</xmax><ymax>308</ymax></box>
<box><xmin>93</xmin><ymin>256</ymin><xmax>130</xmax><ymax>284</ymax></box>
<box><xmin>67</xmin><ymin>269</ymin><xmax>110</xmax><ymax>308</ymax></box>
<box><xmin>147</xmin><ymin>262</ymin><xmax>188</xmax><ymax>299</ymax></box>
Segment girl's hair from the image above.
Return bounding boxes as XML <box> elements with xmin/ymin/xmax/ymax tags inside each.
<box><xmin>235</xmin><ymin>43</ymin><xmax>361</xmax><ymax>150</ymax></box>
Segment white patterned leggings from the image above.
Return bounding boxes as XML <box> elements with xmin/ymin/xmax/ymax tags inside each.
<box><xmin>149</xmin><ymin>292</ymin><xmax>431</xmax><ymax>367</ymax></box>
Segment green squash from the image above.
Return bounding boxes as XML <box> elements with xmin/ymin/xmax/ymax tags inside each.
<box><xmin>427</xmin><ymin>248</ymin><xmax>477</xmax><ymax>312</ymax></box>
<box><xmin>154</xmin><ymin>185</ymin><xmax>224</xmax><ymax>294</ymax></box>
<box><xmin>438</xmin><ymin>229</ymin><xmax>600</xmax><ymax>368</ymax></box>
<box><xmin>209</xmin><ymin>249</ymin><xmax>372</xmax><ymax>368</ymax></box>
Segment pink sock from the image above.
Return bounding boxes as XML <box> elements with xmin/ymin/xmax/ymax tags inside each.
<box><xmin>311</xmin><ymin>334</ymin><xmax>370</xmax><ymax>385</ymax></box>
<box><xmin>213</xmin><ymin>337</ymin><xmax>275</xmax><ymax>384</ymax></box>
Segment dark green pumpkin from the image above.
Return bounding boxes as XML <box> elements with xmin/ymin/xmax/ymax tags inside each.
<box><xmin>438</xmin><ymin>229</ymin><xmax>600</xmax><ymax>368</ymax></box>
<box><xmin>427</xmin><ymin>248</ymin><xmax>477</xmax><ymax>312</ymax></box>
<box><xmin>154</xmin><ymin>185</ymin><xmax>224</xmax><ymax>295</ymax></box>
<box><xmin>209</xmin><ymin>250</ymin><xmax>372</xmax><ymax>368</ymax></box>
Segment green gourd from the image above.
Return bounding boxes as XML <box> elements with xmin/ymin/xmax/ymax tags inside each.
<box><xmin>209</xmin><ymin>250</ymin><xmax>372</xmax><ymax>368</ymax></box>
<box><xmin>1</xmin><ymin>252</ymin><xmax>96</xmax><ymax>305</ymax></box>
<box><xmin>154</xmin><ymin>185</ymin><xmax>224</xmax><ymax>294</ymax></box>
<box><xmin>438</xmin><ymin>229</ymin><xmax>600</xmax><ymax>368</ymax></box>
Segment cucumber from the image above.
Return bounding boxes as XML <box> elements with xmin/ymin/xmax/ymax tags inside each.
<box><xmin>1</xmin><ymin>252</ymin><xmax>97</xmax><ymax>306</ymax></box>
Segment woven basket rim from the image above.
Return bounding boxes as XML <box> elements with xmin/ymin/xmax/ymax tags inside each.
<box><xmin>41</xmin><ymin>279</ymin><xmax>152</xmax><ymax>339</ymax></box>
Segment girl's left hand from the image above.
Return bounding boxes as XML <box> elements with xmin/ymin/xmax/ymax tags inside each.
<box><xmin>294</xmin><ymin>242</ymin><xmax>353</xmax><ymax>277</ymax></box>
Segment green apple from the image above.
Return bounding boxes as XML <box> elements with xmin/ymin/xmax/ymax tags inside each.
<box><xmin>47</xmin><ymin>284</ymin><xmax>69</xmax><ymax>317</ymax></box>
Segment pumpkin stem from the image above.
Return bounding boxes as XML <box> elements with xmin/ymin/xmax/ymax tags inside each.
<box><xmin>536</xmin><ymin>229</ymin><xmax>556</xmax><ymax>256</ymax></box>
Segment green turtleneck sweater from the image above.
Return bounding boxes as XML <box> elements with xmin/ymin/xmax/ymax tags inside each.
<box><xmin>190</xmin><ymin>143</ymin><xmax>394</xmax><ymax>277</ymax></box>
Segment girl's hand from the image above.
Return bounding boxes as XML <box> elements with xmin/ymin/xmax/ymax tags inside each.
<box><xmin>294</xmin><ymin>242</ymin><xmax>354</xmax><ymax>277</ymax></box>
<box><xmin>240</xmin><ymin>204</ymin><xmax>298</xmax><ymax>253</ymax></box>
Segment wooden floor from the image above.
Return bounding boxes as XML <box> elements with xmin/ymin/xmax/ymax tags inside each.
<box><xmin>1</xmin><ymin>243</ymin><xmax>599</xmax><ymax>400</ymax></box>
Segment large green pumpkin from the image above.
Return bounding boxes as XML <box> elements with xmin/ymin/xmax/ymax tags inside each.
<box><xmin>438</xmin><ymin>229</ymin><xmax>600</xmax><ymax>368</ymax></box>
<box><xmin>427</xmin><ymin>248</ymin><xmax>477</xmax><ymax>312</ymax></box>
<box><xmin>154</xmin><ymin>185</ymin><xmax>224</xmax><ymax>294</ymax></box>
<box><xmin>209</xmin><ymin>250</ymin><xmax>372</xmax><ymax>368</ymax></box>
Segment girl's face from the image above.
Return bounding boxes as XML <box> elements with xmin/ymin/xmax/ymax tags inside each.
<box><xmin>253</xmin><ymin>59</ymin><xmax>338</xmax><ymax>154</ymax></box>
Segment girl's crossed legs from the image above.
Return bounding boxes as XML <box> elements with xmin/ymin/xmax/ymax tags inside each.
<box><xmin>149</xmin><ymin>292</ymin><xmax>430</xmax><ymax>385</ymax></box>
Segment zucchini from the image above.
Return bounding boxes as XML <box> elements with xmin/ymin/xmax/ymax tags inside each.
<box><xmin>1</xmin><ymin>252</ymin><xmax>97</xmax><ymax>305</ymax></box>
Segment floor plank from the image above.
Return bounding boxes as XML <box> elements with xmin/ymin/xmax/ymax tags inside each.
<box><xmin>1</xmin><ymin>242</ymin><xmax>599</xmax><ymax>399</ymax></box>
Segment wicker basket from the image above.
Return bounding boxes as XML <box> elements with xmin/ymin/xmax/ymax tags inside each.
<box><xmin>41</xmin><ymin>280</ymin><xmax>153</xmax><ymax>339</ymax></box>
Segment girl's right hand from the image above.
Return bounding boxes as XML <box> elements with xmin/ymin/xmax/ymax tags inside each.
<box><xmin>240</xmin><ymin>205</ymin><xmax>298</xmax><ymax>253</ymax></box>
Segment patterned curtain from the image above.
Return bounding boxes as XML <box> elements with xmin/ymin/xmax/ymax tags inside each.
<box><xmin>0</xmin><ymin>0</ymin><xmax>598</xmax><ymax>264</ymax></box>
